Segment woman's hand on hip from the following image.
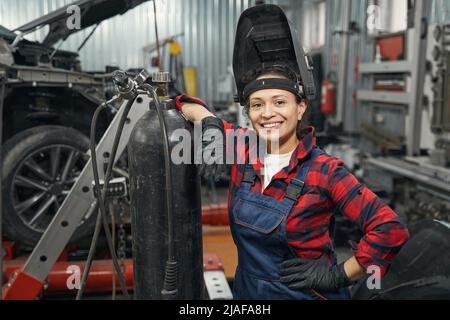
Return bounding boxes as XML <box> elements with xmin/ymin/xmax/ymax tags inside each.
<box><xmin>279</xmin><ymin>255</ymin><xmax>353</xmax><ymax>292</ymax></box>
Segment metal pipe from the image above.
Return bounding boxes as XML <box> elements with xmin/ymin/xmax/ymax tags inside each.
<box><xmin>365</xmin><ymin>157</ymin><xmax>450</xmax><ymax>193</ymax></box>
<box><xmin>0</xmin><ymin>76</ymin><xmax>6</xmax><ymax>298</ymax></box>
<box><xmin>335</xmin><ymin>0</ymin><xmax>352</xmax><ymax>126</ymax></box>
<box><xmin>152</xmin><ymin>0</ymin><xmax>162</xmax><ymax>70</ymax></box>
<box><xmin>3</xmin><ymin>259</ymin><xmax>134</xmax><ymax>295</ymax></box>
<box><xmin>407</xmin><ymin>0</ymin><xmax>432</xmax><ymax>156</ymax></box>
<box><xmin>202</xmin><ymin>204</ymin><xmax>229</xmax><ymax>226</ymax></box>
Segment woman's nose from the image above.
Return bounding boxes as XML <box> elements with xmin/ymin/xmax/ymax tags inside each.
<box><xmin>261</xmin><ymin>104</ymin><xmax>275</xmax><ymax>118</ymax></box>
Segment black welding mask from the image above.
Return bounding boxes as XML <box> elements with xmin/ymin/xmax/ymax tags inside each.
<box><xmin>232</xmin><ymin>4</ymin><xmax>316</xmax><ymax>106</ymax></box>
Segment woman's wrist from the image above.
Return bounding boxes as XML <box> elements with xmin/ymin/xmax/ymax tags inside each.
<box><xmin>343</xmin><ymin>256</ymin><xmax>367</xmax><ymax>282</ymax></box>
<box><xmin>181</xmin><ymin>103</ymin><xmax>214</xmax><ymax>122</ymax></box>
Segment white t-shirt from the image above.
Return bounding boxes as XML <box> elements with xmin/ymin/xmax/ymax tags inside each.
<box><xmin>263</xmin><ymin>151</ymin><xmax>294</xmax><ymax>190</ymax></box>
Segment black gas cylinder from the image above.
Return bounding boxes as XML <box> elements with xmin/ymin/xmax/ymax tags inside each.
<box><xmin>128</xmin><ymin>98</ymin><xmax>203</xmax><ymax>299</ymax></box>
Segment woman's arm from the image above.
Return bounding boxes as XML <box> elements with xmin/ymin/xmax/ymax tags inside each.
<box><xmin>175</xmin><ymin>95</ymin><xmax>238</xmax><ymax>181</ymax></box>
<box><xmin>180</xmin><ymin>103</ymin><xmax>215</xmax><ymax>122</ymax></box>
<box><xmin>175</xmin><ymin>95</ymin><xmax>239</xmax><ymax>132</ymax></box>
<box><xmin>175</xmin><ymin>95</ymin><xmax>251</xmax><ymax>181</ymax></box>
<box><xmin>174</xmin><ymin>95</ymin><xmax>215</xmax><ymax>123</ymax></box>
<box><xmin>327</xmin><ymin>158</ymin><xmax>410</xmax><ymax>279</ymax></box>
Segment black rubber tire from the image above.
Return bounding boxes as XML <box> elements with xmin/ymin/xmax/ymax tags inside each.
<box><xmin>2</xmin><ymin>125</ymin><xmax>96</xmax><ymax>247</ymax></box>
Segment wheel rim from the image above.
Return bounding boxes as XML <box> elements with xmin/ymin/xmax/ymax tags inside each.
<box><xmin>10</xmin><ymin>144</ymin><xmax>89</xmax><ymax>233</ymax></box>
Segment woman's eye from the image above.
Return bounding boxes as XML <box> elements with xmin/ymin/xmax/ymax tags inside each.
<box><xmin>275</xmin><ymin>100</ymin><xmax>286</xmax><ymax>106</ymax></box>
<box><xmin>251</xmin><ymin>103</ymin><xmax>262</xmax><ymax>109</ymax></box>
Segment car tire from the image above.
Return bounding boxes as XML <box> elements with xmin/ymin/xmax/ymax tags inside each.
<box><xmin>2</xmin><ymin>125</ymin><xmax>96</xmax><ymax>247</ymax></box>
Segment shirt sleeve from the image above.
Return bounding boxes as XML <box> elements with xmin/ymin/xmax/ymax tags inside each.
<box><xmin>327</xmin><ymin>158</ymin><xmax>410</xmax><ymax>277</ymax></box>
<box><xmin>174</xmin><ymin>94</ymin><xmax>252</xmax><ymax>165</ymax></box>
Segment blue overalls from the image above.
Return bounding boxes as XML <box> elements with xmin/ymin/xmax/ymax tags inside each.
<box><xmin>229</xmin><ymin>147</ymin><xmax>351</xmax><ymax>300</ymax></box>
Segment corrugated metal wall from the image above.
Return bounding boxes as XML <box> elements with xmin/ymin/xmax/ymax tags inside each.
<box><xmin>0</xmin><ymin>0</ymin><xmax>293</xmax><ymax>104</ymax></box>
<box><xmin>430</xmin><ymin>0</ymin><xmax>450</xmax><ymax>24</ymax></box>
<box><xmin>2</xmin><ymin>0</ymin><xmax>450</xmax><ymax>104</ymax></box>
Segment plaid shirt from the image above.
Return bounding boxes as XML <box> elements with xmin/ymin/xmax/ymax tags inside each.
<box><xmin>176</xmin><ymin>95</ymin><xmax>410</xmax><ymax>277</ymax></box>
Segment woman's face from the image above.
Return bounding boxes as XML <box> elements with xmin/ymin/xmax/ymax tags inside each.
<box><xmin>247</xmin><ymin>79</ymin><xmax>307</xmax><ymax>150</ymax></box>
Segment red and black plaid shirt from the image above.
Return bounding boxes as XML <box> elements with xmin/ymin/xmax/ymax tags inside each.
<box><xmin>176</xmin><ymin>96</ymin><xmax>410</xmax><ymax>276</ymax></box>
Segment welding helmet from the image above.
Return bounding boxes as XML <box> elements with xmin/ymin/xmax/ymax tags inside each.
<box><xmin>232</xmin><ymin>4</ymin><xmax>316</xmax><ymax>106</ymax></box>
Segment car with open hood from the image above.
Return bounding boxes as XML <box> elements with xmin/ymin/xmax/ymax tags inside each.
<box><xmin>0</xmin><ymin>0</ymin><xmax>150</xmax><ymax>246</ymax></box>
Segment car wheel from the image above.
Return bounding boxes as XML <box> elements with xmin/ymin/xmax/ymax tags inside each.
<box><xmin>2</xmin><ymin>125</ymin><xmax>96</xmax><ymax>247</ymax></box>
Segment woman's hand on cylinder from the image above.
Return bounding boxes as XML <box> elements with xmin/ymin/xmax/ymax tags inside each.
<box><xmin>180</xmin><ymin>103</ymin><xmax>214</xmax><ymax>122</ymax></box>
<box><xmin>174</xmin><ymin>95</ymin><xmax>228</xmax><ymax>181</ymax></box>
<box><xmin>279</xmin><ymin>255</ymin><xmax>353</xmax><ymax>292</ymax></box>
<box><xmin>197</xmin><ymin>116</ymin><xmax>229</xmax><ymax>182</ymax></box>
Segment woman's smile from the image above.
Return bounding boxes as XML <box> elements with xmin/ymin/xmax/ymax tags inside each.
<box><xmin>260</xmin><ymin>121</ymin><xmax>284</xmax><ymax>130</ymax></box>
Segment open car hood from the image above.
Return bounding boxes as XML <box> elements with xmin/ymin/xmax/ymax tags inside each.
<box><xmin>0</xmin><ymin>25</ymin><xmax>17</xmax><ymax>41</ymax></box>
<box><xmin>15</xmin><ymin>0</ymin><xmax>150</xmax><ymax>47</ymax></box>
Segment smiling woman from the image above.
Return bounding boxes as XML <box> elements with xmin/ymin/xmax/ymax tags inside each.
<box><xmin>177</xmin><ymin>77</ymin><xmax>408</xmax><ymax>300</ymax></box>
<box><xmin>174</xmin><ymin>3</ymin><xmax>409</xmax><ymax>300</ymax></box>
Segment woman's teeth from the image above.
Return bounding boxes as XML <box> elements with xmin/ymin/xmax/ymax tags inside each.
<box><xmin>262</xmin><ymin>122</ymin><xmax>282</xmax><ymax>129</ymax></box>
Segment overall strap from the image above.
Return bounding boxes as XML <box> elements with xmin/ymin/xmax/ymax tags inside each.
<box><xmin>283</xmin><ymin>147</ymin><xmax>324</xmax><ymax>206</ymax></box>
<box><xmin>240</xmin><ymin>164</ymin><xmax>256</xmax><ymax>190</ymax></box>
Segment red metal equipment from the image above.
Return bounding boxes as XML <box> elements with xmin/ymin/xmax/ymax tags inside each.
<box><xmin>3</xmin><ymin>255</ymin><xmax>225</xmax><ymax>299</ymax></box>
<box><xmin>201</xmin><ymin>204</ymin><xmax>229</xmax><ymax>226</ymax></box>
<box><xmin>321</xmin><ymin>79</ymin><xmax>336</xmax><ymax>114</ymax></box>
<box><xmin>2</xmin><ymin>206</ymin><xmax>230</xmax><ymax>299</ymax></box>
<box><xmin>3</xmin><ymin>259</ymin><xmax>134</xmax><ymax>299</ymax></box>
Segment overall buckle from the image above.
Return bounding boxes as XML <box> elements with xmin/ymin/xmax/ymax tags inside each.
<box><xmin>242</xmin><ymin>165</ymin><xmax>256</xmax><ymax>184</ymax></box>
<box><xmin>285</xmin><ymin>178</ymin><xmax>305</xmax><ymax>200</ymax></box>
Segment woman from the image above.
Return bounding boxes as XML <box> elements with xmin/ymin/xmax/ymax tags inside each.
<box><xmin>174</xmin><ymin>68</ymin><xmax>409</xmax><ymax>300</ymax></box>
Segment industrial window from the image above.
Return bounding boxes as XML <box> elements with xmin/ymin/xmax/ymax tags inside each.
<box><xmin>367</xmin><ymin>0</ymin><xmax>408</xmax><ymax>35</ymax></box>
<box><xmin>301</xmin><ymin>0</ymin><xmax>326</xmax><ymax>50</ymax></box>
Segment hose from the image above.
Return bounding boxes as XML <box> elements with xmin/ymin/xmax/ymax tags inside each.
<box><xmin>75</xmin><ymin>201</ymin><xmax>101</xmax><ymax>300</ymax></box>
<box><xmin>76</xmin><ymin>97</ymin><xmax>135</xmax><ymax>299</ymax></box>
<box><xmin>110</xmin><ymin>200</ymin><xmax>116</xmax><ymax>300</ymax></box>
<box><xmin>147</xmin><ymin>86</ymin><xmax>178</xmax><ymax>298</ymax></box>
<box><xmin>78</xmin><ymin>81</ymin><xmax>178</xmax><ymax>299</ymax></box>
<box><xmin>75</xmin><ymin>103</ymin><xmax>106</xmax><ymax>300</ymax></box>
<box><xmin>95</xmin><ymin>98</ymin><xmax>135</xmax><ymax>298</ymax></box>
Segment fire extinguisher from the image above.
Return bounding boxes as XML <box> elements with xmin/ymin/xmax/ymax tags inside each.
<box><xmin>321</xmin><ymin>77</ymin><xmax>336</xmax><ymax>115</ymax></box>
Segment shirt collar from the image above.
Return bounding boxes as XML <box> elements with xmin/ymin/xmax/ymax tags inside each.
<box><xmin>292</xmin><ymin>126</ymin><xmax>317</xmax><ymax>164</ymax></box>
<box><xmin>253</xmin><ymin>126</ymin><xmax>317</xmax><ymax>177</ymax></box>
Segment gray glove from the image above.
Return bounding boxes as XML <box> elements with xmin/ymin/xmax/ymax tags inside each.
<box><xmin>197</xmin><ymin>116</ymin><xmax>229</xmax><ymax>181</ymax></box>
